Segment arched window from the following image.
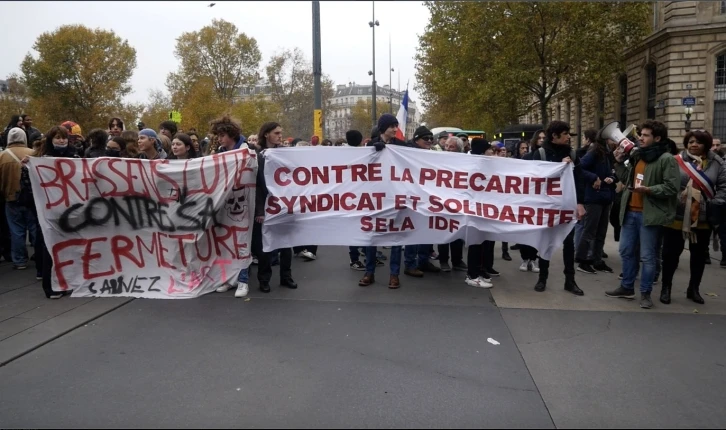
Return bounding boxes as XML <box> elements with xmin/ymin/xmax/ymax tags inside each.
<box><xmin>646</xmin><ymin>63</ymin><xmax>657</xmax><ymax>120</ymax></box>
<box><xmin>619</xmin><ymin>74</ymin><xmax>628</xmax><ymax>130</ymax></box>
<box><xmin>714</xmin><ymin>52</ymin><xmax>726</xmax><ymax>141</ymax></box>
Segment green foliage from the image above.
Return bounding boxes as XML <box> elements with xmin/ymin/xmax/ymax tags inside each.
<box><xmin>167</xmin><ymin>19</ymin><xmax>262</xmax><ymax>105</ymax></box>
<box><xmin>20</xmin><ymin>25</ymin><xmax>137</xmax><ymax>130</ymax></box>
<box><xmin>416</xmin><ymin>1</ymin><xmax>652</xmax><ymax>127</ymax></box>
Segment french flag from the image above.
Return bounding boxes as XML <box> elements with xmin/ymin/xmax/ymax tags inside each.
<box><xmin>395</xmin><ymin>89</ymin><xmax>409</xmax><ymax>141</ymax></box>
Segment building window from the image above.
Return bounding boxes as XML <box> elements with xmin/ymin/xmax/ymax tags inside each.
<box><xmin>619</xmin><ymin>75</ymin><xmax>628</xmax><ymax>130</ymax></box>
<box><xmin>646</xmin><ymin>63</ymin><xmax>657</xmax><ymax>120</ymax></box>
<box><xmin>721</xmin><ymin>1</ymin><xmax>726</xmax><ymax>14</ymax></box>
<box><xmin>714</xmin><ymin>52</ymin><xmax>726</xmax><ymax>141</ymax></box>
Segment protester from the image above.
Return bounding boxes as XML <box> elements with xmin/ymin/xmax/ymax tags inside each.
<box><xmin>255</xmin><ymin>121</ymin><xmax>298</xmax><ymax>293</ymax></box>
<box><xmin>463</xmin><ymin>138</ymin><xmax>494</xmax><ymax>288</ymax></box>
<box><xmin>108</xmin><ymin>117</ymin><xmax>124</xmax><ymax>137</ymax></box>
<box><xmin>358</xmin><ymin>115</ymin><xmax>407</xmax><ymax>288</ymax></box>
<box><xmin>209</xmin><ymin>116</ymin><xmax>252</xmax><ymax>297</ymax></box>
<box><xmin>106</xmin><ymin>136</ymin><xmax>126</xmax><ymax>157</ymax></box>
<box><xmin>60</xmin><ymin>121</ymin><xmax>85</xmax><ymax>157</ymax></box>
<box><xmin>576</xmin><ymin>134</ymin><xmax>617</xmax><ymax>275</ymax></box>
<box><xmin>21</xmin><ymin>115</ymin><xmax>42</xmax><ymax>148</ymax></box>
<box><xmin>84</xmin><ymin>129</ymin><xmax>109</xmax><ymax>158</ymax></box>
<box><xmin>159</xmin><ymin>120</ymin><xmax>177</xmax><ymax>140</ymax></box>
<box><xmin>0</xmin><ymin>127</ymin><xmax>36</xmax><ymax>270</ymax></box>
<box><xmin>137</xmin><ymin>129</ymin><xmax>168</xmax><ymax>160</ymax></box>
<box><xmin>574</xmin><ymin>129</ymin><xmax>598</xmax><ymax>251</ymax></box>
<box><xmin>659</xmin><ymin>130</ymin><xmax>726</xmax><ymax>305</ymax></box>
<box><xmin>34</xmin><ymin>126</ymin><xmax>79</xmax><ymax>298</ymax></box>
<box><xmin>121</xmin><ymin>130</ymin><xmax>139</xmax><ymax>158</ymax></box>
<box><xmin>607</xmin><ymin>120</ymin><xmax>680</xmax><ymax>309</ymax></box>
<box><xmin>169</xmin><ymin>133</ymin><xmax>197</xmax><ymax>159</ymax></box>
<box><xmin>530</xmin><ymin>121</ymin><xmax>586</xmax><ymax>296</ymax></box>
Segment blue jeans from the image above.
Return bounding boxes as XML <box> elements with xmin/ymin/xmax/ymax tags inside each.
<box><xmin>237</xmin><ymin>268</ymin><xmax>249</xmax><ymax>284</ymax></box>
<box><xmin>619</xmin><ymin>211</ymin><xmax>661</xmax><ymax>293</ymax></box>
<box><xmin>365</xmin><ymin>246</ymin><xmax>401</xmax><ymax>275</ymax></box>
<box><xmin>404</xmin><ymin>244</ymin><xmax>430</xmax><ymax>270</ymax></box>
<box><xmin>5</xmin><ymin>201</ymin><xmax>37</xmax><ymax>266</ymax></box>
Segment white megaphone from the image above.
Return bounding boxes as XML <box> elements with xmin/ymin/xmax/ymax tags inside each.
<box><xmin>600</xmin><ymin>121</ymin><xmax>636</xmax><ymax>154</ymax></box>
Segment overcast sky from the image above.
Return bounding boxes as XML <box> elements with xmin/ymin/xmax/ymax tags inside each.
<box><xmin>1</xmin><ymin>1</ymin><xmax>429</xmax><ymax>108</ymax></box>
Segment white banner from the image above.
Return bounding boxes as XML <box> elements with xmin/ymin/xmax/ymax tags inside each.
<box><xmin>262</xmin><ymin>146</ymin><xmax>577</xmax><ymax>260</ymax></box>
<box><xmin>29</xmin><ymin>149</ymin><xmax>257</xmax><ymax>299</ymax></box>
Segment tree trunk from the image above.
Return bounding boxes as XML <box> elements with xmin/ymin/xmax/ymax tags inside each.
<box><xmin>539</xmin><ymin>94</ymin><xmax>548</xmax><ymax>127</ymax></box>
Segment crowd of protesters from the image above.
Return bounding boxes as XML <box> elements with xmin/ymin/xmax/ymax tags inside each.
<box><xmin>0</xmin><ymin>113</ymin><xmax>724</xmax><ymax>310</ymax></box>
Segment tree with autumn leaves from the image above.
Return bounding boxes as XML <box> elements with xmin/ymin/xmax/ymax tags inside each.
<box><xmin>415</xmin><ymin>1</ymin><xmax>652</xmax><ymax>130</ymax></box>
<box><xmin>4</xmin><ymin>19</ymin><xmax>335</xmax><ymax>140</ymax></box>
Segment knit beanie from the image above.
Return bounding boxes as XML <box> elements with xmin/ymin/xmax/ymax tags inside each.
<box><xmin>7</xmin><ymin>127</ymin><xmax>27</xmax><ymax>146</ymax></box>
<box><xmin>377</xmin><ymin>114</ymin><xmax>398</xmax><ymax>134</ymax></box>
<box><xmin>470</xmin><ymin>138</ymin><xmax>490</xmax><ymax>155</ymax></box>
<box><xmin>346</xmin><ymin>130</ymin><xmax>363</xmax><ymax>147</ymax></box>
<box><xmin>413</xmin><ymin>126</ymin><xmax>433</xmax><ymax>141</ymax></box>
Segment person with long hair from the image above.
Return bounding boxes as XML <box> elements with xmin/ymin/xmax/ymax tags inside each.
<box><xmin>36</xmin><ymin>126</ymin><xmax>79</xmax><ymax>298</ymax></box>
<box><xmin>659</xmin><ymin>130</ymin><xmax>726</xmax><ymax>305</ymax></box>
<box><xmin>169</xmin><ymin>133</ymin><xmax>197</xmax><ymax>159</ymax></box>
<box><xmin>121</xmin><ymin>130</ymin><xmax>139</xmax><ymax>158</ymax></box>
<box><xmin>254</xmin><ymin>121</ymin><xmax>298</xmax><ymax>293</ymax></box>
<box><xmin>1</xmin><ymin>115</ymin><xmax>24</xmax><ymax>149</ymax></box>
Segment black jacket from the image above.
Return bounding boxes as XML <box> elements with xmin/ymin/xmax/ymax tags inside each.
<box><xmin>255</xmin><ymin>148</ymin><xmax>267</xmax><ymax>218</ymax></box>
<box><xmin>530</xmin><ymin>140</ymin><xmax>585</xmax><ymax>204</ymax></box>
<box><xmin>370</xmin><ymin>136</ymin><xmax>411</xmax><ymax>148</ymax></box>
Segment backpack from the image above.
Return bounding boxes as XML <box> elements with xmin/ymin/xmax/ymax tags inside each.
<box><xmin>538</xmin><ymin>146</ymin><xmax>577</xmax><ymax>163</ymax></box>
<box><xmin>3</xmin><ymin>149</ymin><xmax>35</xmax><ymax>209</ymax></box>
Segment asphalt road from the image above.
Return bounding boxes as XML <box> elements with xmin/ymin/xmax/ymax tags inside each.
<box><xmin>1</xmin><ymin>245</ymin><xmax>725</xmax><ymax>428</ymax></box>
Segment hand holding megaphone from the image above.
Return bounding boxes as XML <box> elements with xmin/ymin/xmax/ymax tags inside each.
<box><xmin>600</xmin><ymin>121</ymin><xmax>637</xmax><ymax>161</ymax></box>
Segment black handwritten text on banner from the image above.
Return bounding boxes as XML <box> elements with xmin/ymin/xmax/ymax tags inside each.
<box><xmin>28</xmin><ymin>149</ymin><xmax>257</xmax><ymax>299</ymax></box>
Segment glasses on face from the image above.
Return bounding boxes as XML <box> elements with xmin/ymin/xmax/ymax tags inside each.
<box><xmin>422</xmin><ymin>137</ymin><xmax>434</xmax><ymax>142</ymax></box>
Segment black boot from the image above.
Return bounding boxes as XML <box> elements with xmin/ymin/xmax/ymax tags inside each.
<box><xmin>659</xmin><ymin>284</ymin><xmax>671</xmax><ymax>305</ymax></box>
<box><xmin>687</xmin><ymin>285</ymin><xmax>704</xmax><ymax>304</ymax></box>
<box><xmin>564</xmin><ymin>277</ymin><xmax>584</xmax><ymax>296</ymax></box>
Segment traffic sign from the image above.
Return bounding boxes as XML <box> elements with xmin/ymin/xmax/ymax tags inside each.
<box><xmin>682</xmin><ymin>96</ymin><xmax>696</xmax><ymax>107</ymax></box>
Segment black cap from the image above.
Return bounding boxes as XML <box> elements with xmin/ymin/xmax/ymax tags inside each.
<box><xmin>456</xmin><ymin>132</ymin><xmax>469</xmax><ymax>138</ymax></box>
<box><xmin>437</xmin><ymin>131</ymin><xmax>449</xmax><ymax>139</ymax></box>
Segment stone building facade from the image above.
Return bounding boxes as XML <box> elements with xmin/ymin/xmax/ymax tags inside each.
<box><xmin>521</xmin><ymin>1</ymin><xmax>726</xmax><ymax>147</ymax></box>
<box><xmin>326</xmin><ymin>82</ymin><xmax>419</xmax><ymax>140</ymax></box>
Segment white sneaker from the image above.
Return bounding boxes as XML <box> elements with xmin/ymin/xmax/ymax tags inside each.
<box><xmin>465</xmin><ymin>276</ymin><xmax>493</xmax><ymax>289</ymax></box>
<box><xmin>531</xmin><ymin>259</ymin><xmax>540</xmax><ymax>273</ymax></box>
<box><xmin>301</xmin><ymin>250</ymin><xmax>317</xmax><ymax>261</ymax></box>
<box><xmin>251</xmin><ymin>257</ymin><xmax>258</xmax><ymax>265</ymax></box>
<box><xmin>216</xmin><ymin>284</ymin><xmax>233</xmax><ymax>293</ymax></box>
<box><xmin>519</xmin><ymin>260</ymin><xmax>530</xmax><ymax>272</ymax></box>
<box><xmin>235</xmin><ymin>282</ymin><xmax>249</xmax><ymax>298</ymax></box>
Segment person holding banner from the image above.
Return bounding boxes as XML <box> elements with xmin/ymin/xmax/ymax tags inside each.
<box><xmin>659</xmin><ymin>130</ymin><xmax>726</xmax><ymax>305</ymax></box>
<box><xmin>210</xmin><ymin>116</ymin><xmax>254</xmax><ymax>297</ymax></box>
<box><xmin>530</xmin><ymin>121</ymin><xmax>586</xmax><ymax>296</ymax></box>
<box><xmin>255</xmin><ymin>121</ymin><xmax>298</xmax><ymax>293</ymax></box>
<box><xmin>358</xmin><ymin>115</ymin><xmax>409</xmax><ymax>288</ymax></box>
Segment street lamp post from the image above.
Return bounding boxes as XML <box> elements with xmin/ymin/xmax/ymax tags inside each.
<box><xmin>369</xmin><ymin>1</ymin><xmax>379</xmax><ymax>126</ymax></box>
<box><xmin>389</xmin><ymin>33</ymin><xmax>394</xmax><ymax>114</ymax></box>
<box><xmin>684</xmin><ymin>106</ymin><xmax>693</xmax><ymax>132</ymax></box>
